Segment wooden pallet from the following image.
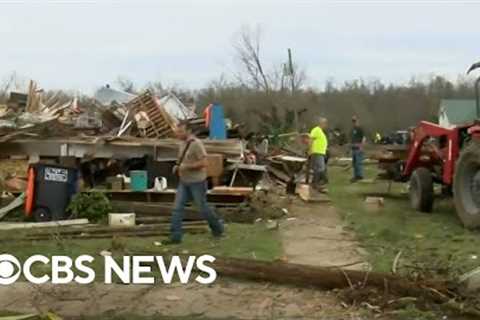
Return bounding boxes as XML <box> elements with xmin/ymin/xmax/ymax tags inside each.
<box><xmin>126</xmin><ymin>90</ymin><xmax>177</xmax><ymax>138</ymax></box>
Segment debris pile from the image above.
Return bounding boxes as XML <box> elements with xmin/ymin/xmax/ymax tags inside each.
<box><xmin>0</xmin><ymin>80</ymin><xmax>76</xmax><ymax>141</ymax></box>
<box><xmin>0</xmin><ymin>79</ymin><xmax>325</xmax><ymax>227</ymax></box>
<box><xmin>0</xmin><ymin>82</ymin><xmax>198</xmax><ymax>142</ymax></box>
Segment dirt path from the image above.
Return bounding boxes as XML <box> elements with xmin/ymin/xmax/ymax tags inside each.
<box><xmin>280</xmin><ymin>199</ymin><xmax>369</xmax><ymax>270</ymax></box>
<box><xmin>0</xmin><ymin>281</ymin><xmax>363</xmax><ymax>319</ymax></box>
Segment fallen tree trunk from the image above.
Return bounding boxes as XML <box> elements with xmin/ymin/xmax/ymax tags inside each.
<box><xmin>209</xmin><ymin>256</ymin><xmax>450</xmax><ymax>303</ymax></box>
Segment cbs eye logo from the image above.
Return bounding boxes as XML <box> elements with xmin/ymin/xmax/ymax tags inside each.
<box><xmin>0</xmin><ymin>254</ymin><xmax>21</xmax><ymax>285</ymax></box>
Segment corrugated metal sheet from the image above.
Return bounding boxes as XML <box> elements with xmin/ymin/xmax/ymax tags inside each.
<box><xmin>157</xmin><ymin>92</ymin><xmax>196</xmax><ymax>120</ymax></box>
<box><xmin>94</xmin><ymin>86</ymin><xmax>137</xmax><ymax>105</ymax></box>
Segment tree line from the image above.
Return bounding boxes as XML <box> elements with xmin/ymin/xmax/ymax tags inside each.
<box><xmin>196</xmin><ymin>75</ymin><xmax>477</xmax><ymax>139</ymax></box>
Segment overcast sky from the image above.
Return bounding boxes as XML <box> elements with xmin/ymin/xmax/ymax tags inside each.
<box><xmin>0</xmin><ymin>0</ymin><xmax>479</xmax><ymax>93</ymax></box>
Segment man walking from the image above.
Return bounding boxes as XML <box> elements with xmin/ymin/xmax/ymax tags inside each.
<box><xmin>168</xmin><ymin>121</ymin><xmax>224</xmax><ymax>244</ymax></box>
<box><xmin>309</xmin><ymin>117</ymin><xmax>328</xmax><ymax>191</ymax></box>
<box><xmin>351</xmin><ymin>115</ymin><xmax>366</xmax><ymax>182</ymax></box>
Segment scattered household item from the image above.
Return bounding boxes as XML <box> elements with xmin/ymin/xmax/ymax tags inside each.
<box><xmin>129</xmin><ymin>170</ymin><xmax>148</xmax><ymax>191</ymax></box>
<box><xmin>364</xmin><ymin>196</ymin><xmax>385</xmax><ymax>211</ymax></box>
<box><xmin>108</xmin><ymin>213</ymin><xmax>136</xmax><ymax>227</ymax></box>
<box><xmin>365</xmin><ymin>197</ymin><xmax>385</xmax><ymax>206</ymax></box>
<box><xmin>153</xmin><ymin>177</ymin><xmax>168</xmax><ymax>191</ymax></box>
<box><xmin>25</xmin><ymin>163</ymin><xmax>79</xmax><ymax>222</ymax></box>
<box><xmin>107</xmin><ymin>176</ymin><xmax>124</xmax><ymax>190</ymax></box>
<box><xmin>206</xmin><ymin>153</ymin><xmax>224</xmax><ymax>186</ymax></box>
<box><xmin>207</xmin><ymin>103</ymin><xmax>227</xmax><ymax>139</ymax></box>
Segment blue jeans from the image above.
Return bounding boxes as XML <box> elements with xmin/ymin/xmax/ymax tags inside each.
<box><xmin>311</xmin><ymin>154</ymin><xmax>327</xmax><ymax>188</ymax></box>
<box><xmin>352</xmin><ymin>148</ymin><xmax>364</xmax><ymax>179</ymax></box>
<box><xmin>171</xmin><ymin>181</ymin><xmax>224</xmax><ymax>242</ymax></box>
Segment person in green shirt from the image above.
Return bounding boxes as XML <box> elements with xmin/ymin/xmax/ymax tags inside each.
<box><xmin>350</xmin><ymin>115</ymin><xmax>366</xmax><ymax>182</ymax></box>
<box><xmin>309</xmin><ymin>117</ymin><xmax>329</xmax><ymax>191</ymax></box>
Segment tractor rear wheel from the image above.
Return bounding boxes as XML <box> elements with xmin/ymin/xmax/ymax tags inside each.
<box><xmin>409</xmin><ymin>167</ymin><xmax>434</xmax><ymax>213</ymax></box>
<box><xmin>453</xmin><ymin>141</ymin><xmax>480</xmax><ymax>228</ymax></box>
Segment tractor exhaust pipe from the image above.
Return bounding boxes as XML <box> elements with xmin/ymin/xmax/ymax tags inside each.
<box><xmin>476</xmin><ymin>78</ymin><xmax>480</xmax><ymax>120</ymax></box>
<box><xmin>467</xmin><ymin>62</ymin><xmax>480</xmax><ymax>119</ymax></box>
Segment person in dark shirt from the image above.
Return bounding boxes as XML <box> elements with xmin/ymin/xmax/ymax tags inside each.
<box><xmin>168</xmin><ymin>121</ymin><xmax>224</xmax><ymax>244</ymax></box>
<box><xmin>350</xmin><ymin>115</ymin><xmax>366</xmax><ymax>182</ymax></box>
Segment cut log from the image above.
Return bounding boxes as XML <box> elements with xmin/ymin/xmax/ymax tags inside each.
<box><xmin>208</xmin><ymin>256</ymin><xmax>449</xmax><ymax>302</ymax></box>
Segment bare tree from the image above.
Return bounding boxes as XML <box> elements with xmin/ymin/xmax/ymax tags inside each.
<box><xmin>115</xmin><ymin>76</ymin><xmax>136</xmax><ymax>94</ymax></box>
<box><xmin>233</xmin><ymin>25</ymin><xmax>270</xmax><ymax>92</ymax></box>
<box><xmin>270</xmin><ymin>62</ymin><xmax>307</xmax><ymax>93</ymax></box>
<box><xmin>145</xmin><ymin>80</ymin><xmax>165</xmax><ymax>96</ymax></box>
<box><xmin>233</xmin><ymin>26</ymin><xmax>307</xmax><ymax>94</ymax></box>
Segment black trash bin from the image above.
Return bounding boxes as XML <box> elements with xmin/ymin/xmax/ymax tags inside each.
<box><xmin>26</xmin><ymin>163</ymin><xmax>79</xmax><ymax>222</ymax></box>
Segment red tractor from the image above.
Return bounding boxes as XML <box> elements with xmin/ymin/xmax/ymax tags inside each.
<box><xmin>380</xmin><ymin>62</ymin><xmax>480</xmax><ymax>227</ymax></box>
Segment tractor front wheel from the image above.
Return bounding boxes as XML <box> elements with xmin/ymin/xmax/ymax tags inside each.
<box><xmin>409</xmin><ymin>167</ymin><xmax>434</xmax><ymax>213</ymax></box>
<box><xmin>453</xmin><ymin>141</ymin><xmax>480</xmax><ymax>228</ymax></box>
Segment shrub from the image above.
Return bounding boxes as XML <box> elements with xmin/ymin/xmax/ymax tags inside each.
<box><xmin>67</xmin><ymin>192</ymin><xmax>112</xmax><ymax>222</ymax></box>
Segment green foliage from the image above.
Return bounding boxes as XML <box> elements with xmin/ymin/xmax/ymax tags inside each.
<box><xmin>67</xmin><ymin>192</ymin><xmax>112</xmax><ymax>222</ymax></box>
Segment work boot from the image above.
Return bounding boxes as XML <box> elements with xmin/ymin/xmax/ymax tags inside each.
<box><xmin>162</xmin><ymin>238</ymin><xmax>182</xmax><ymax>245</ymax></box>
<box><xmin>351</xmin><ymin>176</ymin><xmax>364</xmax><ymax>183</ymax></box>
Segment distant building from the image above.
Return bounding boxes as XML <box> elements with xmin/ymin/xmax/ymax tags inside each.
<box><xmin>438</xmin><ymin>99</ymin><xmax>477</xmax><ymax>128</ymax></box>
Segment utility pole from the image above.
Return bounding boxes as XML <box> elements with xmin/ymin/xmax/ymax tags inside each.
<box><xmin>288</xmin><ymin>48</ymin><xmax>295</xmax><ymax>94</ymax></box>
<box><xmin>288</xmin><ymin>48</ymin><xmax>299</xmax><ymax>131</ymax></box>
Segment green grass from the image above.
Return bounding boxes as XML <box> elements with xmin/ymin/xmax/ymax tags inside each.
<box><xmin>0</xmin><ymin>223</ymin><xmax>282</xmax><ymax>281</ymax></box>
<box><xmin>328</xmin><ymin>164</ymin><xmax>480</xmax><ymax>277</ymax></box>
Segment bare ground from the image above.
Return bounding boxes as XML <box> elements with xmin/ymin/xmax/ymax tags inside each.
<box><xmin>280</xmin><ymin>199</ymin><xmax>370</xmax><ymax>270</ymax></box>
<box><xmin>0</xmin><ymin>281</ymin><xmax>362</xmax><ymax>319</ymax></box>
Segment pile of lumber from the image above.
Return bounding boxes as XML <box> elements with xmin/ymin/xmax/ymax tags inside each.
<box><xmin>266</xmin><ymin>155</ymin><xmax>307</xmax><ymax>186</ymax></box>
<box><xmin>0</xmin><ymin>80</ymin><xmax>76</xmax><ymax>142</ymax></box>
<box><xmin>25</xmin><ymin>80</ymin><xmax>73</xmax><ymax>116</ymax></box>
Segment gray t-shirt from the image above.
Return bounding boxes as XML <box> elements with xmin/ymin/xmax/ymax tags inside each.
<box><xmin>178</xmin><ymin>138</ymin><xmax>207</xmax><ymax>183</ymax></box>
